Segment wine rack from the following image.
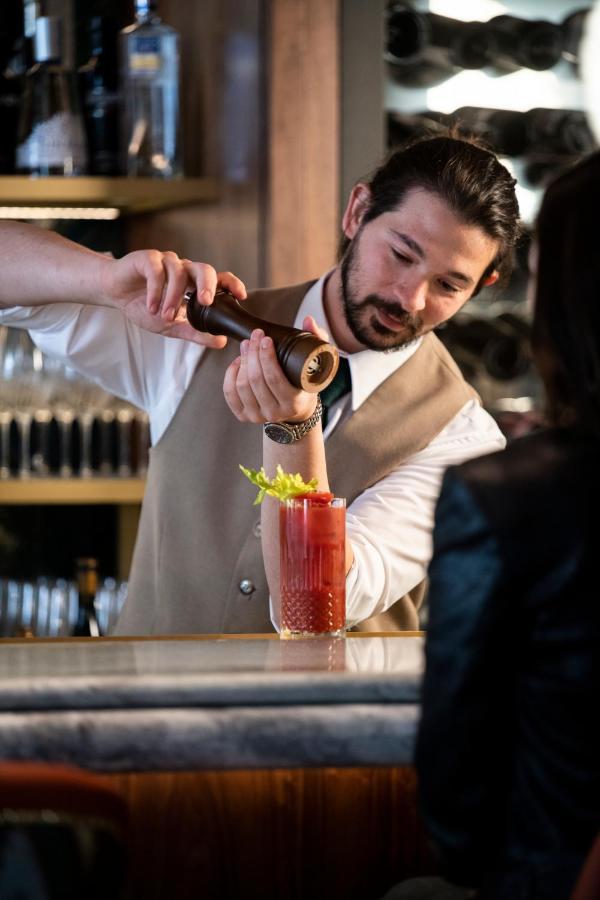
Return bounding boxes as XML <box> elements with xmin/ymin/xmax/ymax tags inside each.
<box><xmin>384</xmin><ymin>0</ymin><xmax>597</xmax><ymax>436</ymax></box>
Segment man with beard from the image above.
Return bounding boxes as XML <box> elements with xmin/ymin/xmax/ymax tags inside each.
<box><xmin>0</xmin><ymin>135</ymin><xmax>519</xmax><ymax>634</ymax></box>
<box><xmin>221</xmin><ymin>135</ymin><xmax>520</xmax><ymax>633</ymax></box>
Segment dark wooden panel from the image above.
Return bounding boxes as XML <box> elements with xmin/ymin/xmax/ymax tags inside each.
<box><xmin>112</xmin><ymin>766</ymin><xmax>436</xmax><ymax>900</ymax></box>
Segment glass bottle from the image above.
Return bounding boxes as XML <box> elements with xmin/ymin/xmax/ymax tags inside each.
<box><xmin>0</xmin><ymin>0</ymin><xmax>33</xmax><ymax>173</ymax></box>
<box><xmin>487</xmin><ymin>15</ymin><xmax>563</xmax><ymax>73</ymax></box>
<box><xmin>119</xmin><ymin>0</ymin><xmax>181</xmax><ymax>178</ymax></box>
<box><xmin>439</xmin><ymin>317</ymin><xmax>531</xmax><ymax>382</ymax></box>
<box><xmin>16</xmin><ymin>16</ymin><xmax>88</xmax><ymax>176</ymax></box>
<box><xmin>385</xmin><ymin>5</ymin><xmax>496</xmax><ymax>87</ymax></box>
<box><xmin>73</xmin><ymin>557</ymin><xmax>100</xmax><ymax>637</ymax></box>
<box><xmin>79</xmin><ymin>15</ymin><xmax>120</xmax><ymax>175</ymax></box>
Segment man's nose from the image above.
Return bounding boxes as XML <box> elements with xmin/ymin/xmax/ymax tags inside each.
<box><xmin>394</xmin><ymin>278</ymin><xmax>427</xmax><ymax>313</ymax></box>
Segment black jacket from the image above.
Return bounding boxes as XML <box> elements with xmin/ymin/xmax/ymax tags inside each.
<box><xmin>416</xmin><ymin>427</ymin><xmax>600</xmax><ymax>900</ymax></box>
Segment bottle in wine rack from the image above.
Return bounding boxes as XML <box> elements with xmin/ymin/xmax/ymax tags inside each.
<box><xmin>487</xmin><ymin>15</ymin><xmax>563</xmax><ymax>73</ymax></box>
<box><xmin>385</xmin><ymin>5</ymin><xmax>495</xmax><ymax>87</ymax></box>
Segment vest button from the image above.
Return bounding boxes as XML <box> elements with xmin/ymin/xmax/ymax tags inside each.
<box><xmin>252</xmin><ymin>520</ymin><xmax>262</xmax><ymax>538</ymax></box>
<box><xmin>239</xmin><ymin>579</ymin><xmax>256</xmax><ymax>596</ymax></box>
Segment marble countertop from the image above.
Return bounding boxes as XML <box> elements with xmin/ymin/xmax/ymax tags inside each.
<box><xmin>0</xmin><ymin>635</ymin><xmax>423</xmax><ymax>772</ymax></box>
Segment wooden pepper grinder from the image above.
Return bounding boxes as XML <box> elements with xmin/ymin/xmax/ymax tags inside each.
<box><xmin>185</xmin><ymin>290</ymin><xmax>339</xmax><ymax>393</ymax></box>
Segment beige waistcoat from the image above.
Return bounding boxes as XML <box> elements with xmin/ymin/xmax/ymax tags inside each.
<box><xmin>114</xmin><ymin>281</ymin><xmax>477</xmax><ymax>636</ymax></box>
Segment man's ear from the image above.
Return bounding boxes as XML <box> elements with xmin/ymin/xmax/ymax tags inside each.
<box><xmin>483</xmin><ymin>270</ymin><xmax>500</xmax><ymax>287</ymax></box>
<box><xmin>342</xmin><ymin>183</ymin><xmax>371</xmax><ymax>240</ymax></box>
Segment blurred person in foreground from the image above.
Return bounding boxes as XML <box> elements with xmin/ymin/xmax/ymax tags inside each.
<box><xmin>382</xmin><ymin>153</ymin><xmax>600</xmax><ymax>900</ymax></box>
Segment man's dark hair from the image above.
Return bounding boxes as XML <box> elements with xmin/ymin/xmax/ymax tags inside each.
<box><xmin>533</xmin><ymin>151</ymin><xmax>600</xmax><ymax>440</ymax></box>
<box><xmin>340</xmin><ymin>133</ymin><xmax>521</xmax><ymax>295</ymax></box>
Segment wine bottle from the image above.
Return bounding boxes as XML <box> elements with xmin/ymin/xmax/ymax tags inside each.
<box><xmin>387</xmin><ymin>111</ymin><xmax>447</xmax><ymax>150</ymax></box>
<box><xmin>73</xmin><ymin>557</ymin><xmax>100</xmax><ymax>638</ymax></box>
<box><xmin>385</xmin><ymin>5</ymin><xmax>495</xmax><ymax>87</ymax></box>
<box><xmin>495</xmin><ymin>312</ymin><xmax>532</xmax><ymax>341</ymax></box>
<box><xmin>487</xmin><ymin>15</ymin><xmax>563</xmax><ymax>73</ymax></box>
<box><xmin>442</xmin><ymin>107</ymin><xmax>595</xmax><ymax>160</ymax></box>
<box><xmin>16</xmin><ymin>16</ymin><xmax>88</xmax><ymax>176</ymax></box>
<box><xmin>519</xmin><ymin>107</ymin><xmax>596</xmax><ymax>188</ymax></box>
<box><xmin>561</xmin><ymin>8</ymin><xmax>591</xmax><ymax>71</ymax></box>
<box><xmin>451</xmin><ymin>107</ymin><xmax>529</xmax><ymax>157</ymax></box>
<box><xmin>0</xmin><ymin>1</ymin><xmax>35</xmax><ymax>174</ymax></box>
<box><xmin>119</xmin><ymin>0</ymin><xmax>181</xmax><ymax>177</ymax></box>
<box><xmin>0</xmin><ymin>27</ymin><xmax>17</xmax><ymax>173</ymax></box>
<box><xmin>525</xmin><ymin>108</ymin><xmax>595</xmax><ymax>157</ymax></box>
<box><xmin>79</xmin><ymin>15</ymin><xmax>120</xmax><ymax>175</ymax></box>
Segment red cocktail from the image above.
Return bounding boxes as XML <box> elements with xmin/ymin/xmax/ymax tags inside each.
<box><xmin>279</xmin><ymin>494</ymin><xmax>346</xmax><ymax>638</ymax></box>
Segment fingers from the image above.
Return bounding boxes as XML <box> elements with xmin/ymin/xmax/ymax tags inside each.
<box><xmin>223</xmin><ymin>356</ymin><xmax>245</xmax><ymax>419</ymax></box>
<box><xmin>136</xmin><ymin>249</ymin><xmax>187</xmax><ymax>321</ymax></box>
<box><xmin>167</xmin><ymin>320</ymin><xmax>228</xmax><ymax>348</ymax></box>
<box><xmin>303</xmin><ymin>315</ymin><xmax>330</xmax><ymax>343</ymax></box>
<box><xmin>181</xmin><ymin>261</ymin><xmax>246</xmax><ymax>307</ymax></box>
<box><xmin>237</xmin><ymin>334</ymin><xmax>280</xmax><ymax>423</ymax></box>
<box><xmin>183</xmin><ymin>260</ymin><xmax>218</xmax><ymax>307</ymax></box>
<box><xmin>217</xmin><ymin>271</ymin><xmax>247</xmax><ymax>301</ymax></box>
<box><xmin>223</xmin><ymin>329</ymin><xmax>317</xmax><ymax>424</ymax></box>
<box><xmin>223</xmin><ymin>330</ymin><xmax>280</xmax><ymax>423</ymax></box>
<box><xmin>137</xmin><ymin>252</ymin><xmax>247</xmax><ymax>329</ymax></box>
<box><xmin>158</xmin><ymin>251</ymin><xmax>189</xmax><ymax>322</ymax></box>
<box><xmin>138</xmin><ymin>251</ymin><xmax>166</xmax><ymax>315</ymax></box>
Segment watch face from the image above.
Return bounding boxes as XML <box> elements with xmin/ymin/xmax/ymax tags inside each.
<box><xmin>264</xmin><ymin>423</ymin><xmax>295</xmax><ymax>444</ymax></box>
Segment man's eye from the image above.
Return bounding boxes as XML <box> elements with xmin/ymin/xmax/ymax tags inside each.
<box><xmin>392</xmin><ymin>248</ymin><xmax>410</xmax><ymax>263</ymax></box>
<box><xmin>439</xmin><ymin>280</ymin><xmax>459</xmax><ymax>294</ymax></box>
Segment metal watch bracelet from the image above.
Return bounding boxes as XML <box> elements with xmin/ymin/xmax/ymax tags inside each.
<box><xmin>263</xmin><ymin>396</ymin><xmax>323</xmax><ymax>444</ymax></box>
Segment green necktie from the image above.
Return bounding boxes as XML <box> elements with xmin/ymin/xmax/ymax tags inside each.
<box><xmin>320</xmin><ymin>356</ymin><xmax>351</xmax><ymax>428</ymax></box>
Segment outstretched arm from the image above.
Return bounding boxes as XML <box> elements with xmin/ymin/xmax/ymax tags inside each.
<box><xmin>0</xmin><ymin>220</ymin><xmax>246</xmax><ymax>347</ymax></box>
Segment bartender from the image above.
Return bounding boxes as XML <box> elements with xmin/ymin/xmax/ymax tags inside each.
<box><xmin>0</xmin><ymin>133</ymin><xmax>518</xmax><ymax>635</ymax></box>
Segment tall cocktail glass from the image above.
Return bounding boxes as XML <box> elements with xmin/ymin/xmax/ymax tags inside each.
<box><xmin>279</xmin><ymin>496</ymin><xmax>346</xmax><ymax>639</ymax></box>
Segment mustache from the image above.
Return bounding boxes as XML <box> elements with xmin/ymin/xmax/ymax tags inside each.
<box><xmin>357</xmin><ymin>295</ymin><xmax>421</xmax><ymax>328</ymax></box>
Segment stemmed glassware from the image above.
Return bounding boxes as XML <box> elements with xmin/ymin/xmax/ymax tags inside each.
<box><xmin>0</xmin><ymin>576</ymin><xmax>128</xmax><ymax>637</ymax></box>
<box><xmin>64</xmin><ymin>373</ymin><xmax>113</xmax><ymax>478</ymax></box>
<box><xmin>40</xmin><ymin>357</ymin><xmax>113</xmax><ymax>477</ymax></box>
<box><xmin>1</xmin><ymin>325</ymin><xmax>148</xmax><ymax>477</ymax></box>
<box><xmin>115</xmin><ymin>400</ymin><xmax>136</xmax><ymax>476</ymax></box>
<box><xmin>0</xmin><ymin>328</ymin><xmax>50</xmax><ymax>478</ymax></box>
<box><xmin>136</xmin><ymin>410</ymin><xmax>150</xmax><ymax>477</ymax></box>
<box><xmin>97</xmin><ymin>396</ymin><xmax>142</xmax><ymax>477</ymax></box>
<box><xmin>0</xmin><ymin>327</ymin><xmax>9</xmax><ymax>478</ymax></box>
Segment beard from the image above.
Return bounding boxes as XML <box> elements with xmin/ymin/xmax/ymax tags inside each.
<box><xmin>340</xmin><ymin>233</ymin><xmax>424</xmax><ymax>352</ymax></box>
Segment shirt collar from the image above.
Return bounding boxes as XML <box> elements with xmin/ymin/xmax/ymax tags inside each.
<box><xmin>295</xmin><ymin>270</ymin><xmax>423</xmax><ymax>411</ymax></box>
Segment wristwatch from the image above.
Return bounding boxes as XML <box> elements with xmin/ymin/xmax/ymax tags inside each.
<box><xmin>263</xmin><ymin>396</ymin><xmax>323</xmax><ymax>444</ymax></box>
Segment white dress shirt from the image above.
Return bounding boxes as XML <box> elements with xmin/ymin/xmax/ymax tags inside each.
<box><xmin>0</xmin><ymin>274</ymin><xmax>506</xmax><ymax>625</ymax></box>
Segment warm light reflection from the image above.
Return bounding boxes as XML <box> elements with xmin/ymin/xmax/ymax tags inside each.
<box><xmin>0</xmin><ymin>207</ymin><xmax>121</xmax><ymax>220</ymax></box>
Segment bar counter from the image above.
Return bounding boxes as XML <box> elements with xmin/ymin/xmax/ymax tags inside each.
<box><xmin>0</xmin><ymin>634</ymin><xmax>432</xmax><ymax>898</ymax></box>
<box><xmin>0</xmin><ymin>633</ymin><xmax>422</xmax><ymax>772</ymax></box>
